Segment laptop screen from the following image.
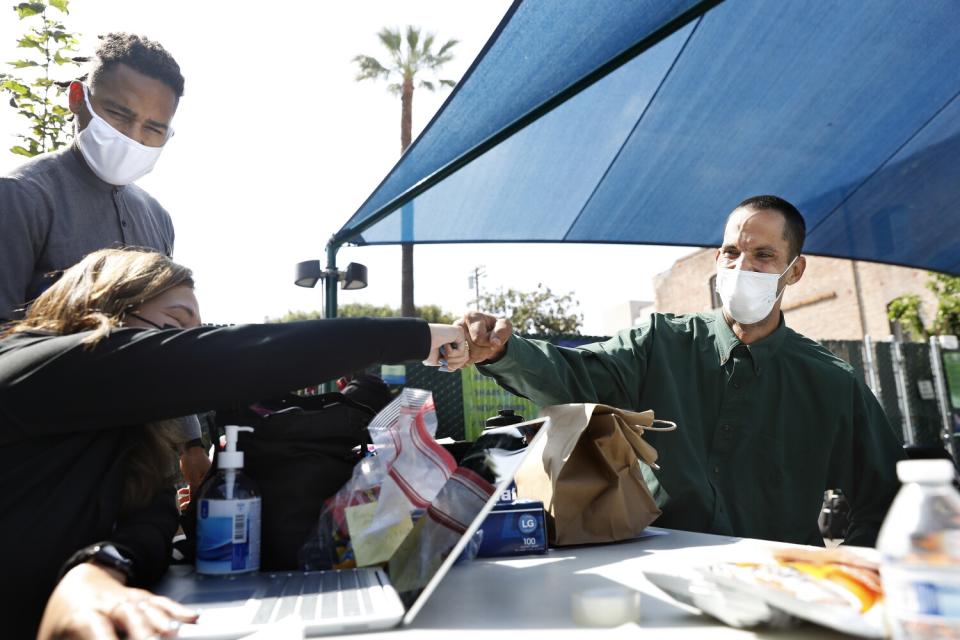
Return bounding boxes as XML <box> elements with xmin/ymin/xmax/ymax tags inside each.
<box><xmin>384</xmin><ymin>419</ymin><xmax>547</xmax><ymax>611</ymax></box>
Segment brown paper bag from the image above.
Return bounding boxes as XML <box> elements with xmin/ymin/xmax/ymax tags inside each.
<box><xmin>515</xmin><ymin>403</ymin><xmax>676</xmax><ymax>546</ymax></box>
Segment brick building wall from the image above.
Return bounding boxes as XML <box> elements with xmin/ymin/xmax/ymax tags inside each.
<box><xmin>654</xmin><ymin>249</ymin><xmax>938</xmax><ymax>341</ymax></box>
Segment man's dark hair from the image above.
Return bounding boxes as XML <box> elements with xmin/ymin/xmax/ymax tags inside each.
<box><xmin>734</xmin><ymin>194</ymin><xmax>806</xmax><ymax>259</ymax></box>
<box><xmin>89</xmin><ymin>32</ymin><xmax>184</xmax><ymax>99</ymax></box>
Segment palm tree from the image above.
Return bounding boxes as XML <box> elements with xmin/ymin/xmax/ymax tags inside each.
<box><xmin>354</xmin><ymin>26</ymin><xmax>458</xmax><ymax>317</ymax></box>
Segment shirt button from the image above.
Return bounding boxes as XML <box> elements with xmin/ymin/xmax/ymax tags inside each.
<box><xmin>121</xmin><ymin>219</ymin><xmax>128</xmax><ymax>227</ymax></box>
<box><xmin>732</xmin><ymin>382</ymin><xmax>741</xmax><ymax>389</ymax></box>
<box><xmin>713</xmin><ymin>466</ymin><xmax>720</xmax><ymax>474</ymax></box>
<box><xmin>722</xmin><ymin>425</ymin><xmax>732</xmax><ymax>432</ymax></box>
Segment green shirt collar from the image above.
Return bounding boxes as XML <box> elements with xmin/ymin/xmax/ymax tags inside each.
<box><xmin>712</xmin><ymin>308</ymin><xmax>741</xmax><ymax>367</ymax></box>
<box><xmin>712</xmin><ymin>307</ymin><xmax>789</xmax><ymax>375</ymax></box>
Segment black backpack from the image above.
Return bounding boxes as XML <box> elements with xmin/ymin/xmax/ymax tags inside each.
<box><xmin>183</xmin><ymin>390</ymin><xmax>386</xmax><ymax>570</ymax></box>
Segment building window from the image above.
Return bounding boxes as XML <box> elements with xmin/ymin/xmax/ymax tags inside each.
<box><xmin>709</xmin><ymin>274</ymin><xmax>722</xmax><ymax>309</ymax></box>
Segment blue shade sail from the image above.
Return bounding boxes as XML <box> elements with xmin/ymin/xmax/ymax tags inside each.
<box><xmin>336</xmin><ymin>0</ymin><xmax>960</xmax><ymax>275</ymax></box>
<box><xmin>339</xmin><ymin>0</ymin><xmax>707</xmax><ymax>232</ymax></box>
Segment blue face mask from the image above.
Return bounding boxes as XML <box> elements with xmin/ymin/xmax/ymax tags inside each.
<box><xmin>127</xmin><ymin>311</ymin><xmax>177</xmax><ymax>330</ymax></box>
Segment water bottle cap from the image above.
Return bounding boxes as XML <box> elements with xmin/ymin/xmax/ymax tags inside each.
<box><xmin>896</xmin><ymin>459</ymin><xmax>955</xmax><ymax>483</ymax></box>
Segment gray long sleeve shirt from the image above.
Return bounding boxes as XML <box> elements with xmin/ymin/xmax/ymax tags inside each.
<box><xmin>0</xmin><ymin>143</ymin><xmax>174</xmax><ymax>320</ymax></box>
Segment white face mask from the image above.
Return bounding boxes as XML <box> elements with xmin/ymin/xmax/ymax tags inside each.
<box><xmin>75</xmin><ymin>84</ymin><xmax>168</xmax><ymax>185</ymax></box>
<box><xmin>715</xmin><ymin>255</ymin><xmax>798</xmax><ymax>325</ymax></box>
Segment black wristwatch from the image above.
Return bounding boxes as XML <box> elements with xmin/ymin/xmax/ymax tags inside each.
<box><xmin>61</xmin><ymin>543</ymin><xmax>135</xmax><ymax>582</ymax></box>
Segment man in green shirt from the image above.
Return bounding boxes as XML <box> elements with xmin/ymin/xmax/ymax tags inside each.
<box><xmin>456</xmin><ymin>195</ymin><xmax>903</xmax><ymax>547</ymax></box>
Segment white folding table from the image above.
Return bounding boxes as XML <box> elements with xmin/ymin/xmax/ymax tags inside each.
<box><xmin>335</xmin><ymin>527</ymin><xmax>850</xmax><ymax>639</ymax></box>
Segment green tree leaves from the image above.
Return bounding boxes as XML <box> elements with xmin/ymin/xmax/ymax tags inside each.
<box><xmin>888</xmin><ymin>293</ymin><xmax>926</xmax><ymax>341</ymax></box>
<box><xmin>271</xmin><ymin>287</ymin><xmax>585</xmax><ymax>337</ymax></box>
<box><xmin>353</xmin><ymin>55</ymin><xmax>389</xmax><ymax>82</ymax></box>
<box><xmin>479</xmin><ymin>284</ymin><xmax>584</xmax><ymax>335</ymax></box>
<box><xmin>15</xmin><ymin>3</ymin><xmax>47</xmax><ymax>19</ymax></box>
<box><xmin>928</xmin><ymin>273</ymin><xmax>960</xmax><ymax>337</ymax></box>
<box><xmin>270</xmin><ymin>303</ymin><xmax>456</xmax><ymax>324</ymax></box>
<box><xmin>888</xmin><ymin>273</ymin><xmax>960</xmax><ymax>340</ymax></box>
<box><xmin>1</xmin><ymin>0</ymin><xmax>82</xmax><ymax>157</ymax></box>
<box><xmin>355</xmin><ymin>26</ymin><xmax>458</xmax><ymax>91</ymax></box>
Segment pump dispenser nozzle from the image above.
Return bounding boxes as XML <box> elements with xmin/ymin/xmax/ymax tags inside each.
<box><xmin>220</xmin><ymin>425</ymin><xmax>253</xmax><ymax>500</ymax></box>
<box><xmin>220</xmin><ymin>425</ymin><xmax>253</xmax><ymax>470</ymax></box>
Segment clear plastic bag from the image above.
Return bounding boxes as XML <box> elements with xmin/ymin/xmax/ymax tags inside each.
<box><xmin>387</xmin><ymin>466</ymin><xmax>495</xmax><ymax>593</ymax></box>
<box><xmin>299</xmin><ymin>389</ymin><xmax>456</xmax><ymax>569</ymax></box>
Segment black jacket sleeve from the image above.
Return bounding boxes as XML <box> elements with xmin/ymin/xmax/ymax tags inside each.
<box><xmin>110</xmin><ymin>486</ymin><xmax>180</xmax><ymax>586</ymax></box>
<box><xmin>0</xmin><ymin>317</ymin><xmax>430</xmax><ymax>442</ymax></box>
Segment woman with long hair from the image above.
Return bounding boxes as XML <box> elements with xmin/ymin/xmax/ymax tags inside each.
<box><xmin>0</xmin><ymin>248</ymin><xmax>467</xmax><ymax>639</ymax></box>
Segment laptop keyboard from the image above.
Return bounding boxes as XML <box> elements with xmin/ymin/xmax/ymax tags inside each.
<box><xmin>252</xmin><ymin>569</ymin><xmax>377</xmax><ymax>624</ymax></box>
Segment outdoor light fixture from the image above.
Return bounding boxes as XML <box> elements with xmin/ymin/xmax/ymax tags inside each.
<box><xmin>341</xmin><ymin>262</ymin><xmax>368</xmax><ymax>290</ymax></box>
<box><xmin>294</xmin><ymin>260</ymin><xmax>322</xmax><ymax>288</ymax></box>
<box><xmin>294</xmin><ymin>260</ymin><xmax>368</xmax><ymax>290</ymax></box>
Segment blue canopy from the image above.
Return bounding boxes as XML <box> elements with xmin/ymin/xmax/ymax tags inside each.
<box><xmin>333</xmin><ymin>0</ymin><xmax>960</xmax><ymax>275</ymax></box>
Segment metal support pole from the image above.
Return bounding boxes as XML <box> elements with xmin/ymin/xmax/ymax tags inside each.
<box><xmin>862</xmin><ymin>334</ymin><xmax>882</xmax><ymax>405</ymax></box>
<box><xmin>321</xmin><ymin>240</ymin><xmax>343</xmax><ymax>393</ymax></box>
<box><xmin>469</xmin><ymin>265</ymin><xmax>485</xmax><ymax>310</ymax></box>
<box><xmin>851</xmin><ymin>261</ymin><xmax>869</xmax><ymax>339</ymax></box>
<box><xmin>325</xmin><ymin>240</ymin><xmax>341</xmax><ymax>320</ymax></box>
<box><xmin>929</xmin><ymin>336</ymin><xmax>957</xmax><ymax>461</ymax></box>
<box><xmin>890</xmin><ymin>334</ymin><xmax>915</xmax><ymax>445</ymax></box>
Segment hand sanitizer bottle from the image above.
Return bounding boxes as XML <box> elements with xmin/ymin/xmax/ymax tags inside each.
<box><xmin>196</xmin><ymin>425</ymin><xmax>261</xmax><ymax>575</ymax></box>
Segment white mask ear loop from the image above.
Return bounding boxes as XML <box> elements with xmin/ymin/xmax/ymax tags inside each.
<box><xmin>82</xmin><ymin>83</ymin><xmax>94</xmax><ymax>111</ymax></box>
<box><xmin>774</xmin><ymin>254</ymin><xmax>800</xmax><ymax>297</ymax></box>
<box><xmin>81</xmin><ymin>84</ymin><xmax>110</xmax><ymax>131</ymax></box>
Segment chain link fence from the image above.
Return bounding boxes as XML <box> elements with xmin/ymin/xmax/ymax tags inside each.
<box><xmin>820</xmin><ymin>339</ymin><xmax>943</xmax><ymax>446</ymax></box>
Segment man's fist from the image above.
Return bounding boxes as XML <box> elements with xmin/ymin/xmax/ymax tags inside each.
<box><xmin>455</xmin><ymin>311</ymin><xmax>513</xmax><ymax>367</ymax></box>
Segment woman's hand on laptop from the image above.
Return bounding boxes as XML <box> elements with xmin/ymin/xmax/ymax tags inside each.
<box><xmin>37</xmin><ymin>563</ymin><xmax>198</xmax><ymax>640</ymax></box>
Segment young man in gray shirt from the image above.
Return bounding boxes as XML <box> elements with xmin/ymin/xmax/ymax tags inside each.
<box><xmin>0</xmin><ymin>33</ymin><xmax>211</xmax><ymax>491</ymax></box>
<box><xmin>0</xmin><ymin>32</ymin><xmax>182</xmax><ymax>323</ymax></box>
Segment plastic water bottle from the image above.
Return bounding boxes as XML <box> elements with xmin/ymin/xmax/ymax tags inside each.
<box><xmin>876</xmin><ymin>459</ymin><xmax>960</xmax><ymax>639</ymax></box>
<box><xmin>196</xmin><ymin>425</ymin><xmax>261</xmax><ymax>574</ymax></box>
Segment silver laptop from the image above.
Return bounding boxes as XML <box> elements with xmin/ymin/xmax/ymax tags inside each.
<box><xmin>155</xmin><ymin>417</ymin><xmax>549</xmax><ymax>638</ymax></box>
